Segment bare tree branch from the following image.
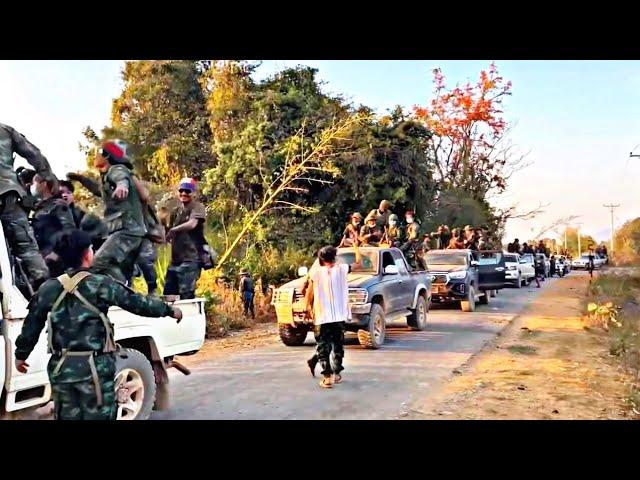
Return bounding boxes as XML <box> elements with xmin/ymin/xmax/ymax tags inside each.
<box><xmin>532</xmin><ymin>215</ymin><xmax>580</xmax><ymax>240</ymax></box>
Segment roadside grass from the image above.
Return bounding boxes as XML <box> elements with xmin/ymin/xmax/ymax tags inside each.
<box><xmin>587</xmin><ymin>270</ymin><xmax>640</xmax><ymax>416</ymax></box>
<box><xmin>507</xmin><ymin>345</ymin><xmax>538</xmax><ymax>355</ymax></box>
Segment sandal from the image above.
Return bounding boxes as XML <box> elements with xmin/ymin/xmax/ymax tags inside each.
<box><xmin>319</xmin><ymin>376</ymin><xmax>333</xmax><ymax>389</ymax></box>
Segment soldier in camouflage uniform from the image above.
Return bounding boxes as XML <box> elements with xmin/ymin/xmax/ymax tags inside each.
<box><xmin>30</xmin><ymin>172</ymin><xmax>77</xmax><ymax>277</ymax></box>
<box><xmin>85</xmin><ymin>140</ymin><xmax>148</xmax><ymax>283</ymax></box>
<box><xmin>14</xmin><ymin>229</ymin><xmax>182</xmax><ymax>420</ymax></box>
<box><xmin>359</xmin><ymin>212</ymin><xmax>384</xmax><ymax>247</ymax></box>
<box><xmin>382</xmin><ymin>213</ymin><xmax>403</xmax><ymax>247</ymax></box>
<box><xmin>59</xmin><ymin>180</ymin><xmax>86</xmax><ymax>228</ymax></box>
<box><xmin>338</xmin><ymin>212</ymin><xmax>362</xmax><ymax>248</ymax></box>
<box><xmin>367</xmin><ymin>199</ymin><xmax>392</xmax><ymax>231</ymax></box>
<box><xmin>164</xmin><ymin>178</ymin><xmax>206</xmax><ymax>300</ymax></box>
<box><xmin>67</xmin><ymin>165</ymin><xmax>158</xmax><ymax>294</ymax></box>
<box><xmin>0</xmin><ymin>123</ymin><xmax>55</xmax><ymax>292</ymax></box>
<box><xmin>401</xmin><ymin>210</ymin><xmax>424</xmax><ymax>269</ymax></box>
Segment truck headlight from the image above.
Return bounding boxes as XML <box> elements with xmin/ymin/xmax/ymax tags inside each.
<box><xmin>449</xmin><ymin>270</ymin><xmax>467</xmax><ymax>279</ymax></box>
<box><xmin>348</xmin><ymin>288</ymin><xmax>368</xmax><ymax>304</ymax></box>
<box><xmin>508</xmin><ymin>265</ymin><xmax>517</xmax><ymax>270</ymax></box>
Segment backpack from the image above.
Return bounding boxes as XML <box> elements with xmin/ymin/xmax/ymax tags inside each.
<box><xmin>131</xmin><ymin>175</ymin><xmax>165</xmax><ymax>244</ymax></box>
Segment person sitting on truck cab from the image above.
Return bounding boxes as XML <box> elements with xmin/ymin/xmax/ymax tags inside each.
<box><xmin>14</xmin><ymin>229</ymin><xmax>183</xmax><ymax>421</ymax></box>
<box><xmin>339</xmin><ymin>212</ymin><xmax>362</xmax><ymax>248</ymax></box>
<box><xmin>368</xmin><ymin>199</ymin><xmax>392</xmax><ymax>231</ymax></box>
<box><xmin>383</xmin><ymin>213</ymin><xmax>402</xmax><ymax>247</ymax></box>
<box><xmin>359</xmin><ymin>212</ymin><xmax>383</xmax><ymax>246</ymax></box>
<box><xmin>400</xmin><ymin>211</ymin><xmax>420</xmax><ymax>249</ymax></box>
<box><xmin>447</xmin><ymin>228</ymin><xmax>465</xmax><ymax>249</ymax></box>
<box><xmin>463</xmin><ymin>225</ymin><xmax>479</xmax><ymax>251</ymax></box>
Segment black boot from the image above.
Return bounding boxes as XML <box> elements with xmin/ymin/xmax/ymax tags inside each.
<box><xmin>307</xmin><ymin>355</ymin><xmax>318</xmax><ymax>377</ymax></box>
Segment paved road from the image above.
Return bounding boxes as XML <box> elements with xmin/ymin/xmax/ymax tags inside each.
<box><xmin>153</xmin><ymin>277</ymin><xmax>564</xmax><ymax>420</ymax></box>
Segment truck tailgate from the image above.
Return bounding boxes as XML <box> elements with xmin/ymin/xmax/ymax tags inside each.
<box><xmin>109</xmin><ymin>298</ymin><xmax>206</xmax><ymax>357</ymax></box>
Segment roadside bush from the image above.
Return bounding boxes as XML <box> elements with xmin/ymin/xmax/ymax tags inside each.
<box><xmin>587</xmin><ymin>272</ymin><xmax>640</xmax><ymax>415</ymax></box>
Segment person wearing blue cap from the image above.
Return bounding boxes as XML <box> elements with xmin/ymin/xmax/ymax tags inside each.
<box><xmin>163</xmin><ymin>178</ymin><xmax>206</xmax><ymax>299</ymax></box>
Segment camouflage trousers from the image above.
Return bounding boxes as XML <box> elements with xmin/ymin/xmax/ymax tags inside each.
<box><xmin>92</xmin><ymin>231</ymin><xmax>143</xmax><ymax>283</ymax></box>
<box><xmin>314</xmin><ymin>321</ymin><xmax>345</xmax><ymax>377</ymax></box>
<box><xmin>163</xmin><ymin>261</ymin><xmax>201</xmax><ymax>300</ymax></box>
<box><xmin>48</xmin><ymin>353</ymin><xmax>117</xmax><ymax>421</ymax></box>
<box><xmin>127</xmin><ymin>239</ymin><xmax>158</xmax><ymax>294</ymax></box>
<box><xmin>0</xmin><ymin>192</ymin><xmax>49</xmax><ymax>292</ymax></box>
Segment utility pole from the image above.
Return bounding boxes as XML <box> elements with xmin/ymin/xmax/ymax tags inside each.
<box><xmin>603</xmin><ymin>203</ymin><xmax>620</xmax><ymax>256</ymax></box>
<box><xmin>574</xmin><ymin>222</ymin><xmax>583</xmax><ymax>257</ymax></box>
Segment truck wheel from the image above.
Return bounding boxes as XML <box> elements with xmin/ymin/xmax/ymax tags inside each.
<box><xmin>278</xmin><ymin>324</ymin><xmax>308</xmax><ymax>346</ymax></box>
<box><xmin>461</xmin><ymin>286</ymin><xmax>476</xmax><ymax>312</ymax></box>
<box><xmin>358</xmin><ymin>304</ymin><xmax>385</xmax><ymax>349</ymax></box>
<box><xmin>516</xmin><ymin>274</ymin><xmax>523</xmax><ymax>288</ymax></box>
<box><xmin>115</xmin><ymin>348</ymin><xmax>156</xmax><ymax>421</ymax></box>
<box><xmin>478</xmin><ymin>289</ymin><xmax>490</xmax><ymax>305</ymax></box>
<box><xmin>408</xmin><ymin>295</ymin><xmax>429</xmax><ymax>331</ymax></box>
<box><xmin>490</xmin><ymin>289</ymin><xmax>497</xmax><ymax>297</ymax></box>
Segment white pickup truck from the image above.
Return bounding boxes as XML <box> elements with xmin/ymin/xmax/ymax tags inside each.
<box><xmin>0</xmin><ymin>223</ymin><xmax>206</xmax><ymax>420</ymax></box>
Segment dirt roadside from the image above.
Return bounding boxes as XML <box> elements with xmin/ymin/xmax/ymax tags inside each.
<box><xmin>406</xmin><ymin>272</ymin><xmax>636</xmax><ymax>420</ymax></box>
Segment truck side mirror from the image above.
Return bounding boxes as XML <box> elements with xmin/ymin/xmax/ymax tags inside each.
<box><xmin>384</xmin><ymin>265</ymin><xmax>399</xmax><ymax>275</ymax></box>
<box><xmin>297</xmin><ymin>266</ymin><xmax>308</xmax><ymax>277</ymax></box>
<box><xmin>470</xmin><ymin>260</ymin><xmax>479</xmax><ymax>267</ymax></box>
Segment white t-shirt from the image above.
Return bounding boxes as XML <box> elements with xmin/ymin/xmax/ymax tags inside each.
<box><xmin>310</xmin><ymin>263</ymin><xmax>351</xmax><ymax>325</ymax></box>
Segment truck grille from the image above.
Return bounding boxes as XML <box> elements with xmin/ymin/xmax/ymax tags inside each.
<box><xmin>272</xmin><ymin>288</ymin><xmax>294</xmax><ymax>305</ymax></box>
<box><xmin>432</xmin><ymin>274</ymin><xmax>449</xmax><ymax>284</ymax></box>
<box><xmin>348</xmin><ymin>289</ymin><xmax>368</xmax><ymax>304</ymax></box>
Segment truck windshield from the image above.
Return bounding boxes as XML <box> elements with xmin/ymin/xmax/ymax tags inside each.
<box><xmin>336</xmin><ymin>251</ymin><xmax>377</xmax><ymax>273</ymax></box>
<box><xmin>425</xmin><ymin>252</ymin><xmax>467</xmax><ymax>266</ymax></box>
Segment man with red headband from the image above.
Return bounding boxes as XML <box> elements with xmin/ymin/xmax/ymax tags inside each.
<box><xmin>88</xmin><ymin>140</ymin><xmax>148</xmax><ymax>283</ymax></box>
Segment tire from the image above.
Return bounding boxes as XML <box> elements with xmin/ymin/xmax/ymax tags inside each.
<box><xmin>115</xmin><ymin>348</ymin><xmax>156</xmax><ymax>421</ymax></box>
<box><xmin>516</xmin><ymin>274</ymin><xmax>522</xmax><ymax>288</ymax></box>
<box><xmin>478</xmin><ymin>289</ymin><xmax>490</xmax><ymax>305</ymax></box>
<box><xmin>461</xmin><ymin>285</ymin><xmax>476</xmax><ymax>312</ymax></box>
<box><xmin>278</xmin><ymin>324</ymin><xmax>309</xmax><ymax>346</ymax></box>
<box><xmin>408</xmin><ymin>295</ymin><xmax>429</xmax><ymax>331</ymax></box>
<box><xmin>490</xmin><ymin>289</ymin><xmax>497</xmax><ymax>297</ymax></box>
<box><xmin>358</xmin><ymin>304</ymin><xmax>385</xmax><ymax>349</ymax></box>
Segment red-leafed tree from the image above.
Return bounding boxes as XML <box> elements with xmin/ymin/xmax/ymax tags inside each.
<box><xmin>414</xmin><ymin>63</ymin><xmax>526</xmax><ymax>200</ymax></box>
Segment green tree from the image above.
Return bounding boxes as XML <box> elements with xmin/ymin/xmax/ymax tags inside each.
<box><xmin>613</xmin><ymin>218</ymin><xmax>640</xmax><ymax>264</ymax></box>
<box><xmin>109</xmin><ymin>60</ymin><xmax>212</xmax><ymax>186</ymax></box>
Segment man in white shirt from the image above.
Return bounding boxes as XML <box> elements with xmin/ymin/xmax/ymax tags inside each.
<box><xmin>304</xmin><ymin>245</ymin><xmax>362</xmax><ymax>388</ymax></box>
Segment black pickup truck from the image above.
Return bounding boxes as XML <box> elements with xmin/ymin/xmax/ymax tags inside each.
<box><xmin>424</xmin><ymin>249</ymin><xmax>506</xmax><ymax>312</ymax></box>
<box><xmin>271</xmin><ymin>247</ymin><xmax>433</xmax><ymax>349</ymax></box>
